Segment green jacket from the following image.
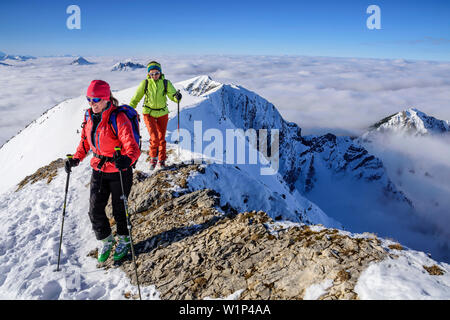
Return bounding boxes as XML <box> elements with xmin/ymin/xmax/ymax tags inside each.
<box><xmin>129</xmin><ymin>74</ymin><xmax>178</xmax><ymax>118</ymax></box>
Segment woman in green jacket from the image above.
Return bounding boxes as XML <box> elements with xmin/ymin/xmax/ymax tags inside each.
<box><xmin>130</xmin><ymin>61</ymin><xmax>181</xmax><ymax>169</ymax></box>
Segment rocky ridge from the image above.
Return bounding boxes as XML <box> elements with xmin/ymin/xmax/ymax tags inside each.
<box><xmin>99</xmin><ymin>163</ymin><xmax>391</xmax><ymax>300</ymax></box>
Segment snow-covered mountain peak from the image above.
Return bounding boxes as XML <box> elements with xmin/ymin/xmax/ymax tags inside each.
<box><xmin>178</xmin><ymin>75</ymin><xmax>222</xmax><ymax>96</ymax></box>
<box><xmin>368</xmin><ymin>107</ymin><xmax>450</xmax><ymax>136</ymax></box>
<box><xmin>70</xmin><ymin>56</ymin><xmax>93</xmax><ymax>65</ymax></box>
<box><xmin>111</xmin><ymin>60</ymin><xmax>145</xmax><ymax>71</ymax></box>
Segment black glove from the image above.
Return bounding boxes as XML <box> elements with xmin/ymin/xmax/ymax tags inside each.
<box><xmin>174</xmin><ymin>91</ymin><xmax>182</xmax><ymax>101</ymax></box>
<box><xmin>114</xmin><ymin>155</ymin><xmax>132</xmax><ymax>170</ymax></box>
<box><xmin>64</xmin><ymin>156</ymin><xmax>80</xmax><ymax>173</ymax></box>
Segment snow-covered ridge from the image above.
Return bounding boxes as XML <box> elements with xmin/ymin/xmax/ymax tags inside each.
<box><xmin>366</xmin><ymin>107</ymin><xmax>450</xmax><ymax>137</ymax></box>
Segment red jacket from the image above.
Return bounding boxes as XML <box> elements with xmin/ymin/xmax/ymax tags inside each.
<box><xmin>74</xmin><ymin>105</ymin><xmax>141</xmax><ymax>172</ymax></box>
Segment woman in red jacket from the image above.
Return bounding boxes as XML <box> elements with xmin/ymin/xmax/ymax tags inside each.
<box><xmin>65</xmin><ymin>80</ymin><xmax>141</xmax><ymax>263</ymax></box>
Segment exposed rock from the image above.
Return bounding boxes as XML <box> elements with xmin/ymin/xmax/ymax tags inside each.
<box><xmin>423</xmin><ymin>265</ymin><xmax>445</xmax><ymax>276</ymax></box>
<box><xmin>99</xmin><ymin>163</ymin><xmax>388</xmax><ymax>300</ymax></box>
<box><xmin>182</xmin><ymin>76</ymin><xmax>222</xmax><ymax>96</ymax></box>
<box><xmin>16</xmin><ymin>158</ymin><xmax>64</xmax><ymax>191</ymax></box>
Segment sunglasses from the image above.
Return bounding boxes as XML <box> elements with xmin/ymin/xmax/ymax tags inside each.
<box><xmin>148</xmin><ymin>71</ymin><xmax>160</xmax><ymax>76</ymax></box>
<box><xmin>86</xmin><ymin>97</ymin><xmax>102</xmax><ymax>103</ymax></box>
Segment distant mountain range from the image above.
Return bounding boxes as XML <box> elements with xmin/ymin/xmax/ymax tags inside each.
<box><xmin>0</xmin><ymin>51</ymin><xmax>36</xmax><ymax>61</ymax></box>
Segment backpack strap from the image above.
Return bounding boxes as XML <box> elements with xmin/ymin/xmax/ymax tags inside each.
<box><xmin>108</xmin><ymin>109</ymin><xmax>119</xmax><ymax>137</ymax></box>
<box><xmin>80</xmin><ymin>110</ymin><xmax>90</xmax><ymax>154</ymax></box>
<box><xmin>82</xmin><ymin>109</ymin><xmax>90</xmax><ymax>128</ymax></box>
<box><xmin>163</xmin><ymin>78</ymin><xmax>168</xmax><ymax>95</ymax></box>
<box><xmin>144</xmin><ymin>78</ymin><xmax>168</xmax><ymax>96</ymax></box>
<box><xmin>107</xmin><ymin>109</ymin><xmax>137</xmax><ymax>169</ymax></box>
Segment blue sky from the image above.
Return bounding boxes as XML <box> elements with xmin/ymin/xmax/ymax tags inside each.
<box><xmin>0</xmin><ymin>0</ymin><xmax>449</xmax><ymax>60</ymax></box>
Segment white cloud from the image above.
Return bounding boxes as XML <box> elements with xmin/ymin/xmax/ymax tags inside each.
<box><xmin>0</xmin><ymin>57</ymin><xmax>146</xmax><ymax>145</ymax></box>
<box><xmin>363</xmin><ymin>133</ymin><xmax>450</xmax><ymax>250</ymax></box>
<box><xmin>163</xmin><ymin>55</ymin><xmax>450</xmax><ymax>137</ymax></box>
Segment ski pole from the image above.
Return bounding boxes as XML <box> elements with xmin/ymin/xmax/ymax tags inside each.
<box><xmin>114</xmin><ymin>147</ymin><xmax>142</xmax><ymax>300</ymax></box>
<box><xmin>176</xmin><ymin>90</ymin><xmax>180</xmax><ymax>158</ymax></box>
<box><xmin>56</xmin><ymin>154</ymin><xmax>72</xmax><ymax>272</ymax></box>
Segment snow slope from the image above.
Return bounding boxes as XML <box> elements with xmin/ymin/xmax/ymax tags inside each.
<box><xmin>0</xmin><ymin>157</ymin><xmax>159</xmax><ymax>299</ymax></box>
<box><xmin>355</xmin><ymin>248</ymin><xmax>450</xmax><ymax>300</ymax></box>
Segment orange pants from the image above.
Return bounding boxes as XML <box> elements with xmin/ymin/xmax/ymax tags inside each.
<box><xmin>143</xmin><ymin>114</ymin><xmax>169</xmax><ymax>161</ymax></box>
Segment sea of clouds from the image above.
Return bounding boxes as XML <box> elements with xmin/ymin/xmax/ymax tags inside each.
<box><xmin>1</xmin><ymin>54</ymin><xmax>450</xmax><ymax>146</ymax></box>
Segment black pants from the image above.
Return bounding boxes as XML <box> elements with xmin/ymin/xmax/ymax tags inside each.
<box><xmin>88</xmin><ymin>168</ymin><xmax>133</xmax><ymax>240</ymax></box>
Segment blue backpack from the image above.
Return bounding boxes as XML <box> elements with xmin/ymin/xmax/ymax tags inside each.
<box><xmin>109</xmin><ymin>105</ymin><xmax>141</xmax><ymax>150</ymax></box>
<box><xmin>84</xmin><ymin>104</ymin><xmax>141</xmax><ymax>150</ymax></box>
